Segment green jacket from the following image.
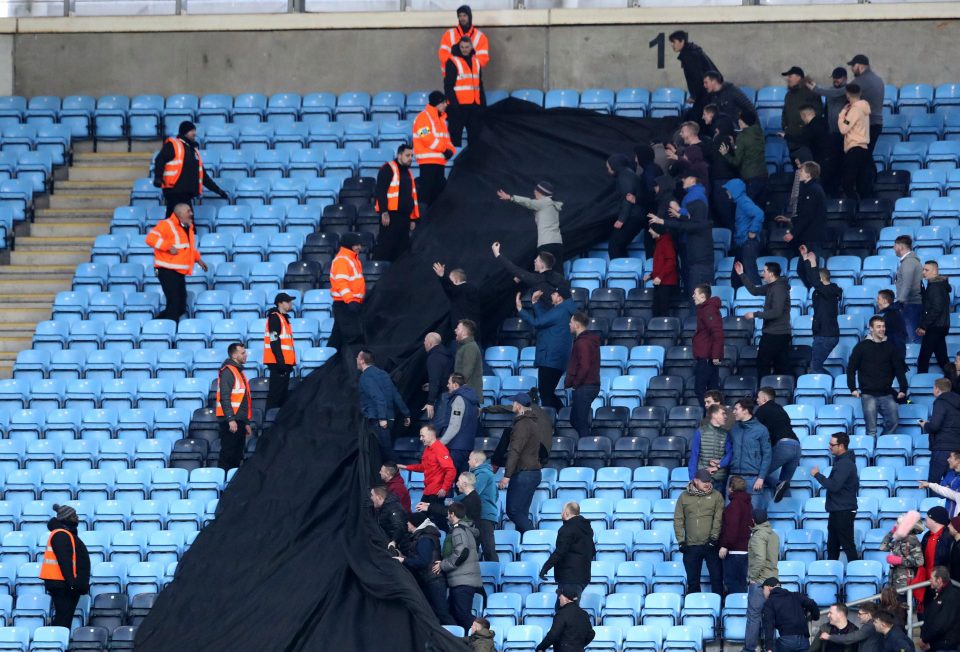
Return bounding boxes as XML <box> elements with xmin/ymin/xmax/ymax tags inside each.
<box><xmin>724</xmin><ymin>122</ymin><xmax>767</xmax><ymax>181</ymax></box>
<box><xmin>747</xmin><ymin>521</ymin><xmax>780</xmax><ymax>583</ymax></box>
<box><xmin>782</xmin><ymin>86</ymin><xmax>823</xmax><ymax>140</ymax></box>
<box><xmin>673</xmin><ymin>487</ymin><xmax>723</xmax><ymax>546</ymax></box>
<box><xmin>455</xmin><ymin>337</ymin><xmax>484</xmax><ymax>398</ymax></box>
<box><xmin>464</xmin><ymin>627</ymin><xmax>496</xmax><ymax>652</ymax></box>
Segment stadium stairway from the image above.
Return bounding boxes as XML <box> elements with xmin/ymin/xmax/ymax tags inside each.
<box><xmin>0</xmin><ymin>151</ymin><xmax>151</xmax><ymax>378</ymax></box>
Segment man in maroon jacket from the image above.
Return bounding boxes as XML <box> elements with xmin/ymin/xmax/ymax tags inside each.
<box><xmin>692</xmin><ymin>284</ymin><xmax>724</xmax><ymax>403</ymax></box>
<box><xmin>565</xmin><ymin>311</ymin><xmax>601</xmax><ymax>439</ymax></box>
<box><xmin>380</xmin><ymin>462</ymin><xmax>411</xmax><ymax>513</ymax></box>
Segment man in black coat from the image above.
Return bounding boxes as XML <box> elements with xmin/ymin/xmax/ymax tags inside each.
<box><xmin>755</xmin><ymin>388</ymin><xmax>801</xmax><ymax>504</ymax></box>
<box><xmin>800</xmin><ymin>246</ymin><xmax>842</xmax><ymax>375</ymax></box>
<box><xmin>920</xmin><ymin>567</ymin><xmax>960</xmax><ymax>652</ymax></box>
<box><xmin>703</xmin><ymin>71</ymin><xmax>757</xmax><ymax>124</ymax></box>
<box><xmin>432</xmin><ymin>262</ymin><xmax>483</xmax><ymax>327</ymax></box>
<box><xmin>152</xmin><ymin>120</ymin><xmax>229</xmax><ymax>215</ymax></box>
<box><xmin>669</xmin><ymin>31</ymin><xmax>720</xmax><ymax>121</ymax></box>
<box><xmin>920</xmin><ymin>378</ymin><xmax>960</xmax><ymax>483</ymax></box>
<box><xmin>605</xmin><ymin>153</ymin><xmax>645</xmax><ymax>260</ymax></box>
<box><xmin>762</xmin><ymin>578</ymin><xmax>821</xmax><ymax>652</ymax></box>
<box><xmin>792</xmin><ymin>107</ymin><xmax>839</xmax><ymax>185</ymax></box>
<box><xmin>539</xmin><ymin>502</ymin><xmax>596</xmax><ymax>594</ymax></box>
<box><xmin>702</xmin><ymin>105</ymin><xmax>738</xmax><ymax>232</ymax></box>
<box><xmin>917</xmin><ymin>260</ymin><xmax>952</xmax><ymax>373</ymax></box>
<box><xmin>877</xmin><ymin>290</ymin><xmax>908</xmax><ymax>362</ymax></box>
<box><xmin>535</xmin><ymin>585</ymin><xmax>596</xmax><ymax>652</ymax></box>
<box><xmin>422</xmin><ymin>332</ymin><xmax>454</xmax><ymax>420</ymax></box>
<box><xmin>874</xmin><ymin>610</ymin><xmax>916</xmax><ymax>652</ymax></box>
<box><xmin>810</xmin><ymin>432</ymin><xmax>860</xmax><ymax>562</ymax></box>
<box><xmin>780</xmin><ymin>163</ymin><xmax>828</xmax><ymax>257</ymax></box>
<box><xmin>371</xmin><ymin>486</ymin><xmax>409</xmax><ymax>551</ymax></box>
<box><xmin>492</xmin><ymin>242</ymin><xmax>570</xmax><ymax>307</ymax></box>
<box><xmin>42</xmin><ymin>504</ymin><xmax>91</xmax><ymax>628</ymax></box>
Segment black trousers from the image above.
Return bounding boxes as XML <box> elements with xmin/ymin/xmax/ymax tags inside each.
<box><xmin>218</xmin><ymin>419</ymin><xmax>248</xmax><ymax>470</ymax></box>
<box><xmin>374</xmin><ymin>211</ymin><xmax>412</xmax><ymax>262</ymax></box>
<box><xmin>694</xmin><ymin>358</ymin><xmax>720</xmax><ymax>404</ymax></box>
<box><xmin>827</xmin><ymin>510</ymin><xmax>859</xmax><ymax>561</ymax></box>
<box><xmin>417</xmin><ymin>164</ymin><xmax>447</xmax><ymax>209</ymax></box>
<box><xmin>841</xmin><ymin>146</ymin><xmax>873</xmax><ymax>200</ymax></box>
<box><xmin>331</xmin><ymin>302</ymin><xmax>363</xmax><ymax>348</ymax></box>
<box><xmin>448</xmin><ymin>104</ymin><xmax>482</xmax><ymax>148</ymax></box>
<box><xmin>265</xmin><ymin>364</ymin><xmax>291</xmax><ymax>412</ymax></box>
<box><xmin>608</xmin><ymin>217</ymin><xmax>646</xmax><ymax>260</ymax></box>
<box><xmin>156</xmin><ymin>267</ymin><xmax>188</xmax><ymax>322</ymax></box>
<box><xmin>652</xmin><ymin>284</ymin><xmax>676</xmax><ymax>318</ymax></box>
<box><xmin>538</xmin><ymin>366</ymin><xmax>564</xmax><ymax>412</ymax></box>
<box><xmin>917</xmin><ymin>326</ymin><xmax>949</xmax><ymax>373</ymax></box>
<box><xmin>163</xmin><ymin>189</ymin><xmax>196</xmax><ymax>217</ymax></box>
<box><xmin>757</xmin><ymin>333</ymin><xmax>792</xmax><ymax>377</ymax></box>
<box><xmin>48</xmin><ymin>586</ymin><xmax>81</xmax><ymax>628</ymax></box>
<box><xmin>537</xmin><ymin>242</ymin><xmax>564</xmax><ymax>264</ymax></box>
<box><xmin>682</xmin><ymin>544</ymin><xmax>723</xmax><ymax>594</ymax></box>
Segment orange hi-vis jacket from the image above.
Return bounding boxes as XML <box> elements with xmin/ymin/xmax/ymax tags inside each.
<box><xmin>438</xmin><ymin>25</ymin><xmax>489</xmax><ymax>72</ymax></box>
<box><xmin>375</xmin><ymin>161</ymin><xmax>420</xmax><ymax>219</ymax></box>
<box><xmin>413</xmin><ymin>105</ymin><xmax>456</xmax><ymax>166</ymax></box>
<box><xmin>215</xmin><ymin>364</ymin><xmax>252</xmax><ymax>420</ymax></box>
<box><xmin>330</xmin><ymin>246</ymin><xmax>365</xmax><ymax>304</ymax></box>
<box><xmin>451</xmin><ymin>56</ymin><xmax>482</xmax><ymax>106</ymax></box>
<box><xmin>161</xmin><ymin>137</ymin><xmax>204</xmax><ymax>194</ymax></box>
<box><xmin>145</xmin><ymin>215</ymin><xmax>201</xmax><ymax>276</ymax></box>
<box><xmin>263</xmin><ymin>311</ymin><xmax>296</xmax><ymax>365</ymax></box>
<box><xmin>39</xmin><ymin>529</ymin><xmax>76</xmax><ymax>581</ymax></box>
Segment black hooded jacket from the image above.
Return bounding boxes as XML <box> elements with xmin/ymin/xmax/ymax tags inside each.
<box><xmin>706</xmin><ymin>82</ymin><xmax>757</xmax><ymax>123</ymax></box>
<box><xmin>800</xmin><ymin>259</ymin><xmax>842</xmax><ymax>337</ymax></box>
<box><xmin>792</xmin><ymin>178</ymin><xmax>827</xmax><ymax>251</ymax></box>
<box><xmin>43</xmin><ymin>518</ymin><xmax>91</xmax><ymax>594</ymax></box>
<box><xmin>677</xmin><ymin>42</ymin><xmax>719</xmax><ymax>105</ymax></box>
<box><xmin>376</xmin><ymin>493</ymin><xmax>410</xmax><ymax>550</ymax></box>
<box><xmin>153</xmin><ymin>136</ymin><xmax>225</xmax><ymax>197</ymax></box>
<box><xmin>608</xmin><ymin>154</ymin><xmax>642</xmax><ymax>225</ymax></box>
<box><xmin>425</xmin><ymin>343</ymin><xmax>455</xmax><ymax>409</ymax></box>
<box><xmin>921</xmin><ymin>277</ymin><xmax>952</xmax><ymax>330</ymax></box>
<box><xmin>444</xmin><ymin>47</ymin><xmax>486</xmax><ymax>107</ymax></box>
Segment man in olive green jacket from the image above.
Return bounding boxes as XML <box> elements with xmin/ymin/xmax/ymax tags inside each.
<box><xmin>743</xmin><ymin>508</ymin><xmax>781</xmax><ymax>652</ymax></box>
<box><xmin>721</xmin><ymin>110</ymin><xmax>768</xmax><ymax>204</ymax></box>
<box><xmin>674</xmin><ymin>469</ymin><xmax>724</xmax><ymax>594</ymax></box>
<box><xmin>454</xmin><ymin>319</ymin><xmax>483</xmax><ymax>398</ymax></box>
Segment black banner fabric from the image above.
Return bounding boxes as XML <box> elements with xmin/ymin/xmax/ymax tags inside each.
<box><xmin>135</xmin><ymin>101</ymin><xmax>677</xmax><ymax>652</ymax></box>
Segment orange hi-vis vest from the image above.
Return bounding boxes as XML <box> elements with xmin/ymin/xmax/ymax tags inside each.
<box><xmin>264</xmin><ymin>312</ymin><xmax>296</xmax><ymax>365</ymax></box>
<box><xmin>145</xmin><ymin>215</ymin><xmax>200</xmax><ymax>276</ymax></box>
<box><xmin>39</xmin><ymin>529</ymin><xmax>76</xmax><ymax>581</ymax></box>
<box><xmin>330</xmin><ymin>246</ymin><xmax>365</xmax><ymax>305</ymax></box>
<box><xmin>375</xmin><ymin>161</ymin><xmax>420</xmax><ymax>219</ymax></box>
<box><xmin>451</xmin><ymin>56</ymin><xmax>482</xmax><ymax>106</ymax></box>
<box><xmin>413</xmin><ymin>105</ymin><xmax>456</xmax><ymax>166</ymax></box>
<box><xmin>161</xmin><ymin>137</ymin><xmax>204</xmax><ymax>194</ymax></box>
<box><xmin>215</xmin><ymin>364</ymin><xmax>252</xmax><ymax>420</ymax></box>
<box><xmin>438</xmin><ymin>25</ymin><xmax>489</xmax><ymax>72</ymax></box>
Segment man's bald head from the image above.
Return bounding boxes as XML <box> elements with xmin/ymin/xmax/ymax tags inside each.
<box><xmin>173</xmin><ymin>203</ymin><xmax>194</xmax><ymax>225</ymax></box>
<box><xmin>424</xmin><ymin>332</ymin><xmax>442</xmax><ymax>351</ymax></box>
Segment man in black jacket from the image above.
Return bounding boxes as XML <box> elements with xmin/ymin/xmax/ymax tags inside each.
<box><xmin>920</xmin><ymin>378</ymin><xmax>960</xmax><ymax>483</ymax></box>
<box><xmin>152</xmin><ymin>120</ymin><xmax>229</xmax><ymax>215</ymax></box>
<box><xmin>492</xmin><ymin>242</ymin><xmax>570</xmax><ymax>307</ymax></box>
<box><xmin>42</xmin><ymin>504</ymin><xmax>91</xmax><ymax>628</ymax></box>
<box><xmin>921</xmin><ymin>566</ymin><xmax>960</xmax><ymax>652</ymax></box>
<box><xmin>755</xmin><ymin>388</ymin><xmax>801</xmax><ymax>504</ymax></box>
<box><xmin>702</xmin><ymin>105</ymin><xmax>738</xmax><ymax>232</ymax></box>
<box><xmin>761</xmin><ymin>578</ymin><xmax>821</xmax><ymax>652</ymax></box>
<box><xmin>917</xmin><ymin>260</ymin><xmax>952</xmax><ymax>373</ymax></box>
<box><xmin>433</xmin><ymin>262</ymin><xmax>483</xmax><ymax>328</ymax></box>
<box><xmin>216</xmin><ymin>343</ymin><xmax>253</xmax><ymax>471</ymax></box>
<box><xmin>848</xmin><ymin>316</ymin><xmax>909</xmax><ymax>438</ymax></box>
<box><xmin>422</xmin><ymin>332</ymin><xmax>454</xmax><ymax>420</ymax></box>
<box><xmin>371</xmin><ymin>486</ymin><xmax>409</xmax><ymax>551</ymax></box>
<box><xmin>650</xmin><ymin>175</ymin><xmax>713</xmax><ymax>291</ymax></box>
<box><xmin>810</xmin><ymin>603</ymin><xmax>859</xmax><ymax>652</ymax></box>
<box><xmin>780</xmin><ymin>163</ymin><xmax>828</xmax><ymax>257</ymax></box>
<box><xmin>874</xmin><ymin>609</ymin><xmax>916</xmax><ymax>652</ymax></box>
<box><xmin>877</xmin><ymin>290</ymin><xmax>908</xmax><ymax>362</ymax></box>
<box><xmin>539</xmin><ymin>502</ymin><xmax>596</xmax><ymax>596</ymax></box>
<box><xmin>444</xmin><ymin>36</ymin><xmax>485</xmax><ymax>148</ymax></box>
<box><xmin>605</xmin><ymin>153</ymin><xmax>645</xmax><ymax>260</ymax></box>
<box><xmin>374</xmin><ymin>144</ymin><xmax>419</xmax><ymax>262</ymax></box>
<box><xmin>398</xmin><ymin>512</ymin><xmax>454</xmax><ymax>625</ymax></box>
<box><xmin>264</xmin><ymin>292</ymin><xmax>295</xmax><ymax>412</ymax></box>
<box><xmin>810</xmin><ymin>432</ymin><xmax>860</xmax><ymax>561</ymax></box>
<box><xmin>799</xmin><ymin>246</ymin><xmax>842</xmax><ymax>374</ymax></box>
<box><xmin>669</xmin><ymin>30</ymin><xmax>719</xmax><ymax>121</ymax></box>
<box><xmin>793</xmin><ymin>108</ymin><xmax>838</xmax><ymax>186</ymax></box>
<box><xmin>535</xmin><ymin>585</ymin><xmax>596</xmax><ymax>652</ymax></box>
<box><xmin>703</xmin><ymin>71</ymin><xmax>757</xmax><ymax>124</ymax></box>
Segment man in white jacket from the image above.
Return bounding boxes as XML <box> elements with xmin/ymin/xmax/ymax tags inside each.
<box><xmin>497</xmin><ymin>181</ymin><xmax>564</xmax><ymax>262</ymax></box>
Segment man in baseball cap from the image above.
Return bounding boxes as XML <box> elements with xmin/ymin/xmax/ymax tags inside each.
<box><xmin>781</xmin><ymin>65</ymin><xmax>822</xmax><ymax>150</ymax></box>
<box><xmin>845</xmin><ymin>54</ymin><xmax>884</xmax><ymax>151</ymax></box>
<box><xmin>264</xmin><ymin>292</ymin><xmax>297</xmax><ymax>410</ymax></box>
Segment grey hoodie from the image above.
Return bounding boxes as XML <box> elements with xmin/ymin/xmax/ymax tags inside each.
<box><xmin>440</xmin><ymin>520</ymin><xmax>483</xmax><ymax>588</ymax></box>
<box><xmin>511</xmin><ymin>194</ymin><xmax>563</xmax><ymax>247</ymax></box>
<box><xmin>896</xmin><ymin>250</ymin><xmax>922</xmax><ymax>305</ymax></box>
<box><xmin>738</xmin><ymin>275</ymin><xmax>792</xmax><ymax>335</ymax></box>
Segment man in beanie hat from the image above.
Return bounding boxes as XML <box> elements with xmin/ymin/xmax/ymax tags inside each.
<box><xmin>396</xmin><ymin>511</ymin><xmax>454</xmax><ymax>625</ymax></box>
<box><xmin>329</xmin><ymin>232</ymin><xmax>365</xmax><ymax>352</ymax></box>
<box><xmin>535</xmin><ymin>584</ymin><xmax>595</xmax><ymax>652</ymax></box>
<box><xmin>438</xmin><ymin>5</ymin><xmax>489</xmax><ymax>72</ymax></box>
<box><xmin>921</xmin><ymin>506</ymin><xmax>954</xmax><ymax>578</ymax></box>
<box><xmin>674</xmin><ymin>468</ymin><xmax>724</xmax><ymax>594</ymax></box>
<box><xmin>743</xmin><ymin>506</ymin><xmax>780</xmax><ymax>652</ymax></box>
<box><xmin>40</xmin><ymin>504</ymin><xmax>91</xmax><ymax>628</ymax></box>
<box><xmin>153</xmin><ymin>120</ymin><xmax>229</xmax><ymax>216</ymax></box>
<box><xmin>264</xmin><ymin>292</ymin><xmax>296</xmax><ymax>411</ymax></box>
<box><xmin>497</xmin><ymin>181</ymin><xmax>564</xmax><ymax>262</ymax></box>
<box><xmin>413</xmin><ymin>91</ymin><xmax>456</xmax><ymax>209</ymax></box>
<box><xmin>444</xmin><ymin>36</ymin><xmax>486</xmax><ymax>148</ymax></box>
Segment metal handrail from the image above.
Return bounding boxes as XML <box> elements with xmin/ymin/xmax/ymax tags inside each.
<box><xmin>816</xmin><ymin>578</ymin><xmax>960</xmax><ymax>636</ymax></box>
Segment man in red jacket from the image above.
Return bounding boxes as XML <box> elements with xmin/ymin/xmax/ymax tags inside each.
<box><xmin>565</xmin><ymin>312</ymin><xmax>601</xmax><ymax>440</ymax></box>
<box><xmin>380</xmin><ymin>462</ymin><xmax>411</xmax><ymax>513</ymax></box>
<box><xmin>644</xmin><ymin>224</ymin><xmax>679</xmax><ymax>317</ymax></box>
<box><xmin>692</xmin><ymin>284</ymin><xmax>724</xmax><ymax>403</ymax></box>
<box><xmin>399</xmin><ymin>425</ymin><xmax>456</xmax><ymax>500</ymax></box>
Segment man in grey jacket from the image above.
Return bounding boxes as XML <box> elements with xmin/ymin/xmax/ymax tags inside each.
<box><xmin>497</xmin><ymin>181</ymin><xmax>563</xmax><ymax>262</ymax></box>
<box><xmin>846</xmin><ymin>54</ymin><xmax>884</xmax><ymax>153</ymax></box>
<box><xmin>894</xmin><ymin>235</ymin><xmax>923</xmax><ymax>343</ymax></box>
<box><xmin>434</xmin><ymin>502</ymin><xmax>482</xmax><ymax>631</ymax></box>
<box><xmin>735</xmin><ymin>260</ymin><xmax>792</xmax><ymax>377</ymax></box>
<box><xmin>820</xmin><ymin>602</ymin><xmax>881</xmax><ymax>652</ymax></box>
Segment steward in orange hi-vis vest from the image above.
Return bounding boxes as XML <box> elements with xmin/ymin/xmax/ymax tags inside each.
<box><xmin>437</xmin><ymin>4</ymin><xmax>489</xmax><ymax>72</ymax></box>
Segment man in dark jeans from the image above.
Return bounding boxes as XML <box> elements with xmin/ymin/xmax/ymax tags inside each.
<box><xmin>917</xmin><ymin>260</ymin><xmax>952</xmax><ymax>374</ymax></box>
<box><xmin>41</xmin><ymin>503</ymin><xmax>91</xmax><ymax>628</ymax></box>
<box><xmin>762</xmin><ymin>578</ymin><xmax>822</xmax><ymax>652</ymax></box>
<box><xmin>692</xmin><ymin>284</ymin><xmax>724</xmax><ymax>403</ymax></box>
<box><xmin>356</xmin><ymin>349</ymin><xmax>411</xmax><ymax>462</ymax></box>
<box><xmin>215</xmin><ymin>343</ymin><xmax>253</xmax><ymax>471</ymax></box>
<box><xmin>674</xmin><ymin>469</ymin><xmax>724</xmax><ymax>594</ymax></box>
<box><xmin>811</xmin><ymin>432</ymin><xmax>860</xmax><ymax>561</ymax></box>
<box><xmin>736</xmin><ymin>260</ymin><xmax>792</xmax><ymax>377</ymax></box>
<box><xmin>565</xmin><ymin>311</ymin><xmax>601</xmax><ymax>440</ymax></box>
<box><xmin>498</xmin><ymin>393</ymin><xmax>543</xmax><ymax>534</ymax></box>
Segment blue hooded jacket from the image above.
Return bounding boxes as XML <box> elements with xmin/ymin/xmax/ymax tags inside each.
<box><xmin>724</xmin><ymin>178</ymin><xmax>765</xmax><ymax>246</ymax></box>
<box><xmin>518</xmin><ymin>298</ymin><xmax>577</xmax><ymax>370</ymax></box>
<box><xmin>455</xmin><ymin>459</ymin><xmax>499</xmax><ymax>522</ymax></box>
<box><xmin>679</xmin><ymin>182</ymin><xmax>708</xmax><ymax>217</ymax></box>
<box><xmin>729</xmin><ymin>417</ymin><xmax>772</xmax><ymax>482</ymax></box>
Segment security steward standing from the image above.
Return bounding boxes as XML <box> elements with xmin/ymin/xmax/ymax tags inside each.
<box><xmin>216</xmin><ymin>342</ymin><xmax>253</xmax><ymax>471</ymax></box>
<box><xmin>152</xmin><ymin>120</ymin><xmax>229</xmax><ymax>215</ymax></box>
<box><xmin>330</xmin><ymin>232</ymin><xmax>365</xmax><ymax>351</ymax></box>
<box><xmin>264</xmin><ymin>292</ymin><xmax>296</xmax><ymax>411</ymax></box>
<box><xmin>413</xmin><ymin>91</ymin><xmax>456</xmax><ymax>208</ymax></box>
<box><xmin>145</xmin><ymin>203</ymin><xmax>208</xmax><ymax>322</ymax></box>
<box><xmin>438</xmin><ymin>5</ymin><xmax>489</xmax><ymax>73</ymax></box>
<box><xmin>40</xmin><ymin>503</ymin><xmax>90</xmax><ymax>628</ymax></box>
<box><xmin>444</xmin><ymin>36</ymin><xmax>485</xmax><ymax>148</ymax></box>
<box><xmin>374</xmin><ymin>144</ymin><xmax>419</xmax><ymax>262</ymax></box>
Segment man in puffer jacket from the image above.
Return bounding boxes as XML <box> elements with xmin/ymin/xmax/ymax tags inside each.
<box><xmin>920</xmin><ymin>378</ymin><xmax>960</xmax><ymax>484</ymax></box>
<box><xmin>729</xmin><ymin>397</ymin><xmax>772</xmax><ymax>510</ymax></box>
<box><xmin>879</xmin><ymin>515</ymin><xmax>925</xmax><ymax>592</ymax></box>
<box><xmin>724</xmin><ymin>178</ymin><xmax>764</xmax><ymax>288</ymax></box>
<box><xmin>917</xmin><ymin>260</ymin><xmax>952</xmax><ymax>374</ymax></box>
<box><xmin>692</xmin><ymin>286</ymin><xmax>724</xmax><ymax>402</ymax></box>
<box><xmin>437</xmin><ymin>502</ymin><xmax>483</xmax><ymax>631</ymax></box>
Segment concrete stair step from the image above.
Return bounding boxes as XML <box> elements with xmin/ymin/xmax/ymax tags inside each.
<box><xmin>0</xmin><ymin>264</ymin><xmax>75</xmax><ymax>278</ymax></box>
<box><xmin>0</xmin><ymin>278</ymin><xmax>71</xmax><ymax>293</ymax></box>
<box><xmin>74</xmin><ymin>152</ymin><xmax>153</xmax><ymax>166</ymax></box>
<box><xmin>57</xmin><ymin>180</ymin><xmax>136</xmax><ymax>193</ymax></box>
<box><xmin>0</xmin><ymin>336</ymin><xmax>35</xmax><ymax>353</ymax></box>
<box><xmin>0</xmin><ymin>322</ymin><xmax>36</xmax><ymax>335</ymax></box>
<box><xmin>69</xmin><ymin>166</ymin><xmax>144</xmax><ymax>182</ymax></box>
<box><xmin>15</xmin><ymin>236</ymin><xmax>94</xmax><ymax>251</ymax></box>
<box><xmin>48</xmin><ymin>193</ymin><xmax>127</xmax><ymax>210</ymax></box>
<box><xmin>9</xmin><ymin>249</ymin><xmax>89</xmax><ymax>266</ymax></box>
<box><xmin>29</xmin><ymin>222</ymin><xmax>109</xmax><ymax>238</ymax></box>
<box><xmin>35</xmin><ymin>208</ymin><xmax>113</xmax><ymax>221</ymax></box>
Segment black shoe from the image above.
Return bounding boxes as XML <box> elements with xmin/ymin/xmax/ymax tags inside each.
<box><xmin>773</xmin><ymin>480</ymin><xmax>789</xmax><ymax>503</ymax></box>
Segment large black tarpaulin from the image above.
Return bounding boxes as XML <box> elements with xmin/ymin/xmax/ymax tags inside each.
<box><xmin>135</xmin><ymin>100</ymin><xmax>677</xmax><ymax>652</ymax></box>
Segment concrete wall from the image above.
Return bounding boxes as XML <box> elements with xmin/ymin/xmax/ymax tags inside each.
<box><xmin>8</xmin><ymin>5</ymin><xmax>960</xmax><ymax>97</ymax></box>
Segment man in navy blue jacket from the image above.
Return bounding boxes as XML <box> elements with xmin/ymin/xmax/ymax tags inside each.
<box><xmin>516</xmin><ymin>288</ymin><xmax>577</xmax><ymax>412</ymax></box>
<box><xmin>811</xmin><ymin>432</ymin><xmax>860</xmax><ymax>561</ymax></box>
<box><xmin>357</xmin><ymin>349</ymin><xmax>410</xmax><ymax>462</ymax></box>
<box><xmin>435</xmin><ymin>372</ymin><xmax>480</xmax><ymax>475</ymax></box>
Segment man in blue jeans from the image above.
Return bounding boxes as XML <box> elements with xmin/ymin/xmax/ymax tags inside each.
<box><xmin>799</xmin><ymin>246</ymin><xmax>842</xmax><ymax>375</ymax></box>
<box><xmin>761</xmin><ymin>578</ymin><xmax>821</xmax><ymax>652</ymax></box>
<box><xmin>847</xmin><ymin>316</ymin><xmax>908</xmax><ymax>438</ymax></box>
<box><xmin>498</xmin><ymin>393</ymin><xmax>544</xmax><ymax>534</ymax></box>
<box><xmin>729</xmin><ymin>397</ymin><xmax>772</xmax><ymax>510</ymax></box>
<box><xmin>754</xmin><ymin>388</ymin><xmax>801</xmax><ymax>504</ymax></box>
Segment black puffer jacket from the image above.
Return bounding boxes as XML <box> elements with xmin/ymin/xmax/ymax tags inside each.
<box><xmin>540</xmin><ymin>515</ymin><xmax>596</xmax><ymax>585</ymax></box>
<box><xmin>376</xmin><ymin>494</ymin><xmax>409</xmax><ymax>549</ymax></box>
<box><xmin>921</xmin><ymin>277</ymin><xmax>952</xmax><ymax>330</ymax></box>
<box><xmin>924</xmin><ymin>391</ymin><xmax>960</xmax><ymax>452</ymax></box>
<box><xmin>536</xmin><ymin>601</ymin><xmax>596</xmax><ymax>652</ymax></box>
<box><xmin>706</xmin><ymin>82</ymin><xmax>757</xmax><ymax>123</ymax></box>
<box><xmin>43</xmin><ymin>519</ymin><xmax>91</xmax><ymax>594</ymax></box>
